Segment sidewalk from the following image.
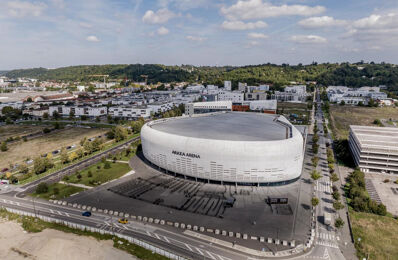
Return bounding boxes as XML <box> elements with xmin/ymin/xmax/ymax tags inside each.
<box><xmin>59</xmin><ymin>181</ymin><xmax>92</xmax><ymax>189</ymax></box>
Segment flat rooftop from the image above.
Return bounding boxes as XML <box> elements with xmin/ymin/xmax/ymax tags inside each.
<box><xmin>350</xmin><ymin>125</ymin><xmax>398</xmax><ymax>150</ymax></box>
<box><xmin>151</xmin><ymin>112</ymin><xmax>289</xmax><ymax>141</ymax></box>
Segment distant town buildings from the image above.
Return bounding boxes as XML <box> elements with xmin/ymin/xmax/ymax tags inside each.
<box><xmin>326</xmin><ymin>86</ymin><xmax>390</xmax><ymax>105</ymax></box>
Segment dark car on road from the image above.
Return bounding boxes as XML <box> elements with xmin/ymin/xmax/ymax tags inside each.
<box><xmin>82</xmin><ymin>211</ymin><xmax>91</xmax><ymax>217</ymax></box>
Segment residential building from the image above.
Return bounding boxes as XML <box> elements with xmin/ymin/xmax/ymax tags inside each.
<box><xmin>218</xmin><ymin>91</ymin><xmax>244</xmax><ymax>102</ymax></box>
<box><xmin>49</xmin><ymin>105</ymin><xmax>107</xmax><ymax>117</ymax></box>
<box><xmin>185</xmin><ymin>101</ymin><xmax>232</xmax><ymax>116</ymax></box>
<box><xmin>224</xmin><ymin>81</ymin><xmax>232</xmax><ymax>91</ymax></box>
<box><xmin>108</xmin><ymin>106</ymin><xmax>151</xmax><ymax>119</ymax></box>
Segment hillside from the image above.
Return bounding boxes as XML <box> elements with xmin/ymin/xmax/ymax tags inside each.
<box><xmin>5</xmin><ymin>63</ymin><xmax>398</xmax><ymax>89</ymax></box>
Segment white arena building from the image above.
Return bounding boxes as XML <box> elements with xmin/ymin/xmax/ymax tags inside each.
<box><xmin>141</xmin><ymin>112</ymin><xmax>305</xmax><ymax>186</ymax></box>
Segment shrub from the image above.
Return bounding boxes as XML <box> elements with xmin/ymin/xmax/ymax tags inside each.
<box><xmin>104</xmin><ymin>161</ymin><xmax>111</xmax><ymax>169</ymax></box>
<box><xmin>53</xmin><ymin>187</ymin><xmax>59</xmax><ymax>195</ymax></box>
<box><xmin>311</xmin><ymin>170</ymin><xmax>321</xmax><ymax>181</ymax></box>
<box><xmin>62</xmin><ymin>175</ymin><xmax>69</xmax><ymax>181</ymax></box>
<box><xmin>0</xmin><ymin>141</ymin><xmax>7</xmax><ymax>152</ymax></box>
<box><xmin>332</xmin><ymin>191</ymin><xmax>341</xmax><ymax>200</ymax></box>
<box><xmin>331</xmin><ymin>173</ymin><xmax>339</xmax><ymax>182</ymax></box>
<box><xmin>97</xmin><ymin>165</ymin><xmax>101</xmax><ymax>170</ymax></box>
<box><xmin>333</xmin><ymin>201</ymin><xmax>344</xmax><ymax>210</ymax></box>
<box><xmin>311</xmin><ymin>197</ymin><xmax>319</xmax><ymax>207</ymax></box>
<box><xmin>36</xmin><ymin>182</ymin><xmax>48</xmax><ymax>194</ymax></box>
<box><xmin>335</xmin><ymin>217</ymin><xmax>344</xmax><ymax>228</ymax></box>
<box><xmin>43</xmin><ymin>128</ymin><xmax>51</xmax><ymax>134</ymax></box>
<box><xmin>77</xmin><ymin>173</ymin><xmax>82</xmax><ymax>179</ymax></box>
<box><xmin>88</xmin><ymin>171</ymin><xmax>92</xmax><ymax>178</ymax></box>
<box><xmin>383</xmin><ymin>179</ymin><xmax>390</xmax><ymax>183</ymax></box>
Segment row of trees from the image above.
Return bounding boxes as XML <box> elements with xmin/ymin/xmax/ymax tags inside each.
<box><xmin>346</xmin><ymin>169</ymin><xmax>387</xmax><ymax>216</ymax></box>
<box><xmin>7</xmin><ymin>62</ymin><xmax>398</xmax><ymax>89</ymax></box>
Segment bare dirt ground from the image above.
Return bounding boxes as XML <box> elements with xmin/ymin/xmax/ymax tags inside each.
<box><xmin>0</xmin><ymin>127</ymin><xmax>106</xmax><ymax>168</ymax></box>
<box><xmin>0</xmin><ymin>125</ymin><xmax>46</xmax><ymax>141</ymax></box>
<box><xmin>0</xmin><ymin>220</ymin><xmax>135</xmax><ymax>260</ymax></box>
<box><xmin>329</xmin><ymin>106</ymin><xmax>398</xmax><ymax>139</ymax></box>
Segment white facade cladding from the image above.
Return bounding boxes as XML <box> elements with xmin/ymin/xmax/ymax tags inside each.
<box><xmin>349</xmin><ymin>125</ymin><xmax>398</xmax><ymax>174</ymax></box>
<box><xmin>141</xmin><ymin>112</ymin><xmax>304</xmax><ymax>185</ymax></box>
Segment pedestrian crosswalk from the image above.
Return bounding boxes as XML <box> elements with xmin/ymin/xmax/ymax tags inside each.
<box><xmin>315</xmin><ymin>240</ymin><xmax>339</xmax><ymax>249</ymax></box>
<box><xmin>315</xmin><ymin>180</ymin><xmax>332</xmax><ymax>193</ymax></box>
<box><xmin>316</xmin><ymin>232</ymin><xmax>337</xmax><ymax>241</ymax></box>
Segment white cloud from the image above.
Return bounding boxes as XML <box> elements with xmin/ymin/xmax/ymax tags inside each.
<box><xmin>142</xmin><ymin>8</ymin><xmax>176</xmax><ymax>24</ymax></box>
<box><xmin>247</xmin><ymin>32</ymin><xmax>268</xmax><ymax>39</ymax></box>
<box><xmin>6</xmin><ymin>1</ymin><xmax>47</xmax><ymax>18</ymax></box>
<box><xmin>221</xmin><ymin>20</ymin><xmax>267</xmax><ymax>30</ymax></box>
<box><xmin>157</xmin><ymin>26</ymin><xmax>169</xmax><ymax>35</ymax></box>
<box><xmin>298</xmin><ymin>16</ymin><xmax>347</xmax><ymax>28</ymax></box>
<box><xmin>186</xmin><ymin>35</ymin><xmax>207</xmax><ymax>42</ymax></box>
<box><xmin>345</xmin><ymin>13</ymin><xmax>398</xmax><ymax>44</ymax></box>
<box><xmin>86</xmin><ymin>35</ymin><xmax>100</xmax><ymax>42</ymax></box>
<box><xmin>352</xmin><ymin>13</ymin><xmax>398</xmax><ymax>29</ymax></box>
<box><xmin>221</xmin><ymin>0</ymin><xmax>325</xmax><ymax>21</ymax></box>
<box><xmin>290</xmin><ymin>35</ymin><xmax>327</xmax><ymax>44</ymax></box>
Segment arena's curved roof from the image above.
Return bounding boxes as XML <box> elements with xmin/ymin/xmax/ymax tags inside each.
<box><xmin>150</xmin><ymin>112</ymin><xmax>290</xmax><ymax>141</ymax></box>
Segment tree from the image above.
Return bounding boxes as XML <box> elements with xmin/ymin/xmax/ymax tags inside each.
<box><xmin>54</xmin><ymin>122</ymin><xmax>61</xmax><ymax>129</ymax></box>
<box><xmin>18</xmin><ymin>163</ymin><xmax>29</xmax><ymax>174</ymax></box>
<box><xmin>52</xmin><ymin>111</ymin><xmax>60</xmax><ymax>119</ymax></box>
<box><xmin>69</xmin><ymin>110</ymin><xmax>75</xmax><ymax>119</ymax></box>
<box><xmin>69</xmin><ymin>151</ymin><xmax>78</xmax><ymax>161</ymax></box>
<box><xmin>334</xmin><ymin>217</ymin><xmax>345</xmax><ymax>229</ymax></box>
<box><xmin>33</xmin><ymin>157</ymin><xmax>54</xmax><ymax>175</ymax></box>
<box><xmin>36</xmin><ymin>182</ymin><xmax>49</xmax><ymax>194</ymax></box>
<box><xmin>60</xmin><ymin>148</ymin><xmax>69</xmax><ymax>164</ymax></box>
<box><xmin>330</xmin><ymin>173</ymin><xmax>339</xmax><ymax>182</ymax></box>
<box><xmin>311</xmin><ymin>197</ymin><xmax>319</xmax><ymax>207</ymax></box>
<box><xmin>104</xmin><ymin>161</ymin><xmax>111</xmax><ymax>169</ymax></box>
<box><xmin>311</xmin><ymin>170</ymin><xmax>321</xmax><ymax>181</ymax></box>
<box><xmin>0</xmin><ymin>142</ymin><xmax>7</xmax><ymax>152</ymax></box>
<box><xmin>53</xmin><ymin>187</ymin><xmax>60</xmax><ymax>195</ymax></box>
<box><xmin>43</xmin><ymin>112</ymin><xmax>49</xmax><ymax>119</ymax></box>
<box><xmin>311</xmin><ymin>156</ymin><xmax>319</xmax><ymax>167</ymax></box>
<box><xmin>332</xmin><ymin>190</ymin><xmax>341</xmax><ymax>200</ymax></box>
<box><xmin>339</xmin><ymin>100</ymin><xmax>345</xmax><ymax>106</ymax></box>
<box><xmin>333</xmin><ymin>201</ymin><xmax>344</xmax><ymax>210</ymax></box>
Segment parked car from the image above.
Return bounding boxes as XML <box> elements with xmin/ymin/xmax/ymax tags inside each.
<box><xmin>82</xmin><ymin>211</ymin><xmax>92</xmax><ymax>217</ymax></box>
<box><xmin>118</xmin><ymin>218</ymin><xmax>128</xmax><ymax>224</ymax></box>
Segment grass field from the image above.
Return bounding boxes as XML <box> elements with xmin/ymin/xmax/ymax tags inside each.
<box><xmin>350</xmin><ymin>210</ymin><xmax>398</xmax><ymax>260</ymax></box>
<box><xmin>0</xmin><ymin>125</ymin><xmax>46</xmax><ymax>141</ymax></box>
<box><xmin>31</xmin><ymin>183</ymin><xmax>85</xmax><ymax>200</ymax></box>
<box><xmin>0</xmin><ymin>127</ymin><xmax>106</xmax><ymax>169</ymax></box>
<box><xmin>329</xmin><ymin>106</ymin><xmax>398</xmax><ymax>139</ymax></box>
<box><xmin>66</xmin><ymin>161</ymin><xmax>131</xmax><ymax>187</ymax></box>
<box><xmin>277</xmin><ymin>102</ymin><xmax>310</xmax><ymax>124</ymax></box>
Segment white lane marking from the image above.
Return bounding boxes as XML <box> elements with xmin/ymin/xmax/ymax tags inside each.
<box><xmin>50</xmin><ymin>209</ymin><xmax>54</xmax><ymax>214</ymax></box>
<box><xmin>57</xmin><ymin>210</ymin><xmax>62</xmax><ymax>215</ymax></box>
<box><xmin>206</xmin><ymin>251</ymin><xmax>216</xmax><ymax>260</ymax></box>
<box><xmin>184</xmin><ymin>243</ymin><xmax>193</xmax><ymax>251</ymax></box>
<box><xmin>146</xmin><ymin>231</ymin><xmax>152</xmax><ymax>237</ymax></box>
<box><xmin>195</xmin><ymin>247</ymin><xmax>204</xmax><ymax>255</ymax></box>
<box><xmin>154</xmin><ymin>233</ymin><xmax>161</xmax><ymax>240</ymax></box>
<box><xmin>162</xmin><ymin>235</ymin><xmax>170</xmax><ymax>243</ymax></box>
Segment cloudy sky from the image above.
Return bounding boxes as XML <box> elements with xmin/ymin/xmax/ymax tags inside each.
<box><xmin>1</xmin><ymin>0</ymin><xmax>398</xmax><ymax>69</ymax></box>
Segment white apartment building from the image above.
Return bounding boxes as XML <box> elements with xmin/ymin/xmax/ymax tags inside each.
<box><xmin>224</xmin><ymin>81</ymin><xmax>232</xmax><ymax>91</ymax></box>
<box><xmin>49</xmin><ymin>105</ymin><xmax>107</xmax><ymax>117</ymax></box>
<box><xmin>147</xmin><ymin>102</ymin><xmax>175</xmax><ymax>114</ymax></box>
<box><xmin>218</xmin><ymin>91</ymin><xmax>244</xmax><ymax>102</ymax></box>
<box><xmin>349</xmin><ymin>125</ymin><xmax>398</xmax><ymax>175</ymax></box>
<box><xmin>185</xmin><ymin>84</ymin><xmax>205</xmax><ymax>93</ymax></box>
<box><xmin>327</xmin><ymin>86</ymin><xmax>388</xmax><ymax>105</ymax></box>
<box><xmin>108</xmin><ymin>106</ymin><xmax>151</xmax><ymax>119</ymax></box>
<box><xmin>185</xmin><ymin>101</ymin><xmax>232</xmax><ymax>116</ymax></box>
<box><xmin>245</xmin><ymin>92</ymin><xmax>267</xmax><ymax>101</ymax></box>
<box><xmin>285</xmin><ymin>85</ymin><xmax>306</xmax><ymax>94</ymax></box>
<box><xmin>238</xmin><ymin>82</ymin><xmax>247</xmax><ymax>92</ymax></box>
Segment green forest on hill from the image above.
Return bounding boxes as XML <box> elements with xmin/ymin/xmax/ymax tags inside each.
<box><xmin>5</xmin><ymin>62</ymin><xmax>398</xmax><ymax>89</ymax></box>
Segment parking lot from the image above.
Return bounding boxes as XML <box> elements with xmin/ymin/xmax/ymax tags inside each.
<box><xmin>65</xmin><ymin>150</ymin><xmax>313</xmax><ymax>250</ymax></box>
<box><xmin>366</xmin><ymin>173</ymin><xmax>398</xmax><ymax>216</ymax></box>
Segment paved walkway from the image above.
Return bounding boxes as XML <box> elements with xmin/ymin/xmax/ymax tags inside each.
<box><xmin>59</xmin><ymin>181</ymin><xmax>92</xmax><ymax>189</ymax></box>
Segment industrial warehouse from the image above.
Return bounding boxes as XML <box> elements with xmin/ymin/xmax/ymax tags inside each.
<box><xmin>141</xmin><ymin>112</ymin><xmax>305</xmax><ymax>185</ymax></box>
